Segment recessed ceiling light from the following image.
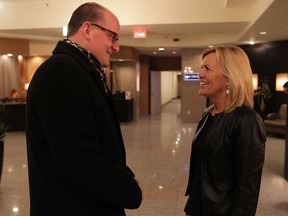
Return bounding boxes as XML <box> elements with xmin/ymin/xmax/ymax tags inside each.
<box><xmin>172</xmin><ymin>51</ymin><xmax>177</xmax><ymax>54</ymax></box>
<box><xmin>153</xmin><ymin>51</ymin><xmax>157</xmax><ymax>55</ymax></box>
<box><xmin>249</xmin><ymin>40</ymin><xmax>255</xmax><ymax>45</ymax></box>
<box><xmin>158</xmin><ymin>48</ymin><xmax>165</xmax><ymax>52</ymax></box>
<box><xmin>259</xmin><ymin>32</ymin><xmax>267</xmax><ymax>35</ymax></box>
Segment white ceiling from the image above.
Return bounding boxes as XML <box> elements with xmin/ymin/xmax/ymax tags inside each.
<box><xmin>0</xmin><ymin>0</ymin><xmax>287</xmax><ymax>56</ymax></box>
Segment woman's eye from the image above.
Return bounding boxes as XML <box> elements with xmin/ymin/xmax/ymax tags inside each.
<box><xmin>201</xmin><ymin>65</ymin><xmax>211</xmax><ymax>71</ymax></box>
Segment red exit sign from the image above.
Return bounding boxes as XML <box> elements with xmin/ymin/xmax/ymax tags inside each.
<box><xmin>133</xmin><ymin>29</ymin><xmax>146</xmax><ymax>38</ymax></box>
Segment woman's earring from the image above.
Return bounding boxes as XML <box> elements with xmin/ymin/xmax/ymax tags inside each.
<box><xmin>226</xmin><ymin>86</ymin><xmax>230</xmax><ymax>95</ymax></box>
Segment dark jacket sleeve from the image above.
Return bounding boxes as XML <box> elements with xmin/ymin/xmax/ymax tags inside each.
<box><xmin>230</xmin><ymin>111</ymin><xmax>266</xmax><ymax>215</ymax></box>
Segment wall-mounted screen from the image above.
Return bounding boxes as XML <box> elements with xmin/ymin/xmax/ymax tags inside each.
<box><xmin>183</xmin><ymin>72</ymin><xmax>199</xmax><ymax>81</ymax></box>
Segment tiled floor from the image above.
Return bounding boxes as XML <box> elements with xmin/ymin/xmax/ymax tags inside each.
<box><xmin>0</xmin><ymin>99</ymin><xmax>287</xmax><ymax>216</ymax></box>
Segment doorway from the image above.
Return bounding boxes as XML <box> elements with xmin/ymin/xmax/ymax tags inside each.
<box><xmin>150</xmin><ymin>71</ymin><xmax>181</xmax><ymax>114</ymax></box>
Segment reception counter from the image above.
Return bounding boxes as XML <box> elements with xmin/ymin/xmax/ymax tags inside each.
<box><xmin>1</xmin><ymin>98</ymin><xmax>134</xmax><ymax>131</ymax></box>
<box><xmin>3</xmin><ymin>102</ymin><xmax>26</xmax><ymax>131</ymax></box>
<box><xmin>113</xmin><ymin>98</ymin><xmax>133</xmax><ymax>123</ymax></box>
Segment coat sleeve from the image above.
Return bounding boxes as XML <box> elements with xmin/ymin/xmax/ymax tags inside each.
<box><xmin>230</xmin><ymin>112</ymin><xmax>266</xmax><ymax>215</ymax></box>
<box><xmin>32</xmin><ymin>59</ymin><xmax>142</xmax><ymax>209</ymax></box>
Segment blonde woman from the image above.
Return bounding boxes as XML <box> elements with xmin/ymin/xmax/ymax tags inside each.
<box><xmin>184</xmin><ymin>45</ymin><xmax>266</xmax><ymax>216</ymax></box>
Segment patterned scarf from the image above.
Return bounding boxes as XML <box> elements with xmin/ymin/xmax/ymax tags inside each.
<box><xmin>64</xmin><ymin>39</ymin><xmax>107</xmax><ymax>84</ymax></box>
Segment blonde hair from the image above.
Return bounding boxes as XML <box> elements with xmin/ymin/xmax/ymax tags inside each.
<box><xmin>202</xmin><ymin>45</ymin><xmax>254</xmax><ymax>112</ymax></box>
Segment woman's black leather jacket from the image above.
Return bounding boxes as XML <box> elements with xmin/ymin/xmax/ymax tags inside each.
<box><xmin>185</xmin><ymin>105</ymin><xmax>266</xmax><ymax>216</ymax></box>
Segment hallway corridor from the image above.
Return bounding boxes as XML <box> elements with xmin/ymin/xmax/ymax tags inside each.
<box><xmin>0</xmin><ymin>99</ymin><xmax>287</xmax><ymax>216</ymax></box>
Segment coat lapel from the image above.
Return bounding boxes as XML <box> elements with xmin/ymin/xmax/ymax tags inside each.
<box><xmin>192</xmin><ymin>105</ymin><xmax>213</xmax><ymax>143</ymax></box>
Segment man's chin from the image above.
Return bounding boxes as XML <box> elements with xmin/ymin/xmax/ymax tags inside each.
<box><xmin>100</xmin><ymin>64</ymin><xmax>108</xmax><ymax>68</ymax></box>
<box><xmin>102</xmin><ymin>61</ymin><xmax>110</xmax><ymax>68</ymax></box>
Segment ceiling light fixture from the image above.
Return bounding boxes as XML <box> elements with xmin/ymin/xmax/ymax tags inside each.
<box><xmin>259</xmin><ymin>32</ymin><xmax>267</xmax><ymax>35</ymax></box>
<box><xmin>249</xmin><ymin>40</ymin><xmax>255</xmax><ymax>45</ymax></box>
<box><xmin>158</xmin><ymin>48</ymin><xmax>165</xmax><ymax>52</ymax></box>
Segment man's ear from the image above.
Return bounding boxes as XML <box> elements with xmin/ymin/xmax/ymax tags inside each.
<box><xmin>81</xmin><ymin>22</ymin><xmax>91</xmax><ymax>39</ymax></box>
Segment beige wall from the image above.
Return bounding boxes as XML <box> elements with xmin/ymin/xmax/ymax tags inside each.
<box><xmin>181</xmin><ymin>48</ymin><xmax>206</xmax><ymax>123</ymax></box>
<box><xmin>112</xmin><ymin>61</ymin><xmax>139</xmax><ymax>120</ymax></box>
<box><xmin>27</xmin><ymin>56</ymin><xmax>48</xmax><ymax>81</ymax></box>
<box><xmin>0</xmin><ymin>37</ymin><xmax>29</xmax><ymax>56</ymax></box>
<box><xmin>30</xmin><ymin>41</ymin><xmax>56</xmax><ymax>56</ymax></box>
<box><xmin>111</xmin><ymin>46</ymin><xmax>139</xmax><ymax>61</ymax></box>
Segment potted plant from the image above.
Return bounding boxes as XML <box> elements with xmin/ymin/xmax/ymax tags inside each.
<box><xmin>0</xmin><ymin>102</ymin><xmax>7</xmax><ymax>183</ymax></box>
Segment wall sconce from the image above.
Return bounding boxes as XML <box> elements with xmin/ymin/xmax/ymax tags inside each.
<box><xmin>252</xmin><ymin>74</ymin><xmax>258</xmax><ymax>91</ymax></box>
<box><xmin>275</xmin><ymin>73</ymin><xmax>288</xmax><ymax>91</ymax></box>
<box><xmin>183</xmin><ymin>66</ymin><xmax>193</xmax><ymax>73</ymax></box>
<box><xmin>24</xmin><ymin>83</ymin><xmax>30</xmax><ymax>90</ymax></box>
<box><xmin>62</xmin><ymin>26</ymin><xmax>68</xmax><ymax>37</ymax></box>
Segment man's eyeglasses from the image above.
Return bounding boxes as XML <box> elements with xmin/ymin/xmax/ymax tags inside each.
<box><xmin>90</xmin><ymin>23</ymin><xmax>119</xmax><ymax>44</ymax></box>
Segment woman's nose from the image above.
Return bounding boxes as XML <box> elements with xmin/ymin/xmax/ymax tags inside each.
<box><xmin>198</xmin><ymin>71</ymin><xmax>204</xmax><ymax>78</ymax></box>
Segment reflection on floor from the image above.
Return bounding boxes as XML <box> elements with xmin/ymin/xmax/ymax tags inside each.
<box><xmin>0</xmin><ymin>99</ymin><xmax>287</xmax><ymax>216</ymax></box>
